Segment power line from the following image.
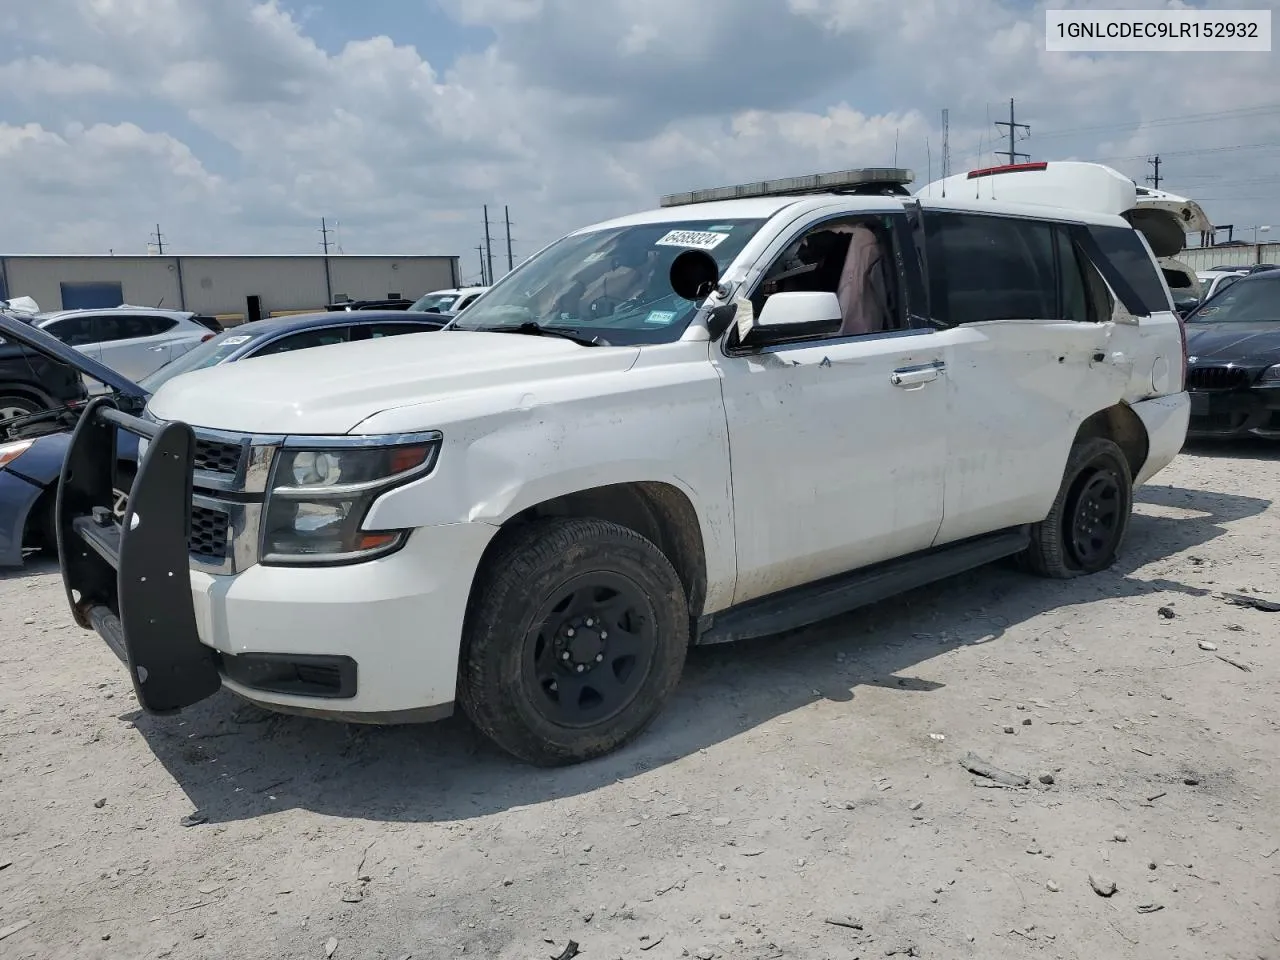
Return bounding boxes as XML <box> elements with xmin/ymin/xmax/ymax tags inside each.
<box><xmin>993</xmin><ymin>98</ymin><xmax>1030</xmax><ymax>165</ymax></box>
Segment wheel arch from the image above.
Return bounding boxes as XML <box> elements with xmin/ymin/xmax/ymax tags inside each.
<box><xmin>1073</xmin><ymin>402</ymin><xmax>1149</xmax><ymax>480</ymax></box>
<box><xmin>477</xmin><ymin>481</ymin><xmax>709</xmax><ymax>620</ymax></box>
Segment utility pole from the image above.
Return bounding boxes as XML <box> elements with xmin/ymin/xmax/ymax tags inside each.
<box><xmin>319</xmin><ymin>217</ymin><xmax>333</xmax><ymax>254</ymax></box>
<box><xmin>504</xmin><ymin>206</ymin><xmax>514</xmax><ymax>273</ymax></box>
<box><xmin>150</xmin><ymin>224</ymin><xmax>165</xmax><ymax>255</ymax></box>
<box><xmin>483</xmin><ymin>206</ymin><xmax>495</xmax><ymax>287</ymax></box>
<box><xmin>476</xmin><ymin>245</ymin><xmax>488</xmax><ymax>285</ymax></box>
<box><xmin>993</xmin><ymin>98</ymin><xmax>1030</xmax><ymax>165</ymax></box>
<box><xmin>1146</xmin><ymin>155</ymin><xmax>1162</xmax><ymax>191</ymax></box>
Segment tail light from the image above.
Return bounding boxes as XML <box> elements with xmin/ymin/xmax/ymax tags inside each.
<box><xmin>1175</xmin><ymin>314</ymin><xmax>1188</xmax><ymax>392</ymax></box>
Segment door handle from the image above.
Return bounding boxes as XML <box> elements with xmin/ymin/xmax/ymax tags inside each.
<box><xmin>148</xmin><ymin>346</ymin><xmax>167</xmax><ymax>352</ymax></box>
<box><xmin>890</xmin><ymin>362</ymin><xmax>944</xmax><ymax>387</ymax></box>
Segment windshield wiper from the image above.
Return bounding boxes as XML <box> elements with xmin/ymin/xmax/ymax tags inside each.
<box><xmin>489</xmin><ymin>322</ymin><xmax>606</xmax><ymax>347</ymax></box>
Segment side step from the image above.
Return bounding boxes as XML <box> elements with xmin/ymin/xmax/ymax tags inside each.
<box><xmin>696</xmin><ymin>527</ymin><xmax>1030</xmax><ymax>646</ymax></box>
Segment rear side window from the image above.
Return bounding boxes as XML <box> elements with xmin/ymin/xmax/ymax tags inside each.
<box><xmin>1077</xmin><ymin>225</ymin><xmax>1171</xmax><ymax>317</ymax></box>
<box><xmin>361</xmin><ymin>322</ymin><xmax>441</xmax><ymax>339</ymax></box>
<box><xmin>98</xmin><ymin>314</ymin><xmax>178</xmax><ymax>341</ymax></box>
<box><xmin>923</xmin><ymin>212</ymin><xmax>1057</xmax><ymax>325</ymax></box>
<box><xmin>251</xmin><ymin>326</ymin><xmax>351</xmax><ymax>357</ymax></box>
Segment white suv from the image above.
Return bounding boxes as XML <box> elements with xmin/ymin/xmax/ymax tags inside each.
<box><xmin>55</xmin><ymin>162</ymin><xmax>1190</xmax><ymax>766</ymax></box>
<box><xmin>37</xmin><ymin>307</ymin><xmax>218</xmax><ymax>382</ymax></box>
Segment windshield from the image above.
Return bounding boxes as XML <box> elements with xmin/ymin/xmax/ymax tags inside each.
<box><xmin>409</xmin><ymin>293</ymin><xmax>459</xmax><ymax>313</ymax></box>
<box><xmin>138</xmin><ymin>331</ymin><xmax>257</xmax><ymax>391</ymax></box>
<box><xmin>449</xmin><ymin>218</ymin><xmax>767</xmax><ymax>344</ymax></box>
<box><xmin>1187</xmin><ymin>277</ymin><xmax>1280</xmax><ymax>324</ymax></box>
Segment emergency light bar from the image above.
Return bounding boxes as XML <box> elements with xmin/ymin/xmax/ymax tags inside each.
<box><xmin>660</xmin><ymin>167</ymin><xmax>915</xmax><ymax>208</ymax></box>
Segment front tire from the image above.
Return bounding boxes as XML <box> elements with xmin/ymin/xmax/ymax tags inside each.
<box><xmin>459</xmin><ymin>517</ymin><xmax>689</xmax><ymax>766</ymax></box>
<box><xmin>0</xmin><ymin>394</ymin><xmax>43</xmax><ymax>423</ymax></box>
<box><xmin>1019</xmin><ymin>436</ymin><xmax>1133</xmax><ymax>579</ymax></box>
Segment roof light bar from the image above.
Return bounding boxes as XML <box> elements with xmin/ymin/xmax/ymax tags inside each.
<box><xmin>966</xmin><ymin>161</ymin><xmax>1049</xmax><ymax>180</ymax></box>
<box><xmin>660</xmin><ymin>167</ymin><xmax>915</xmax><ymax>208</ymax></box>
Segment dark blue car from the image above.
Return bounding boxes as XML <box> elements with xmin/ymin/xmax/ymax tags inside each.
<box><xmin>0</xmin><ymin>309</ymin><xmax>449</xmax><ymax>567</ymax></box>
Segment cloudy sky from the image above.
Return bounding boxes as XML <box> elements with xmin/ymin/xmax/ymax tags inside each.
<box><xmin>1</xmin><ymin>0</ymin><xmax>1277</xmax><ymax>282</ymax></box>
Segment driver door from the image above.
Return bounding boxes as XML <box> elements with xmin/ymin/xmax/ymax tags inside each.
<box><xmin>711</xmin><ymin>211</ymin><xmax>950</xmax><ymax>605</ymax></box>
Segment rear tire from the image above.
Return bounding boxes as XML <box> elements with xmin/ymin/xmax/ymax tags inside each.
<box><xmin>459</xmin><ymin>517</ymin><xmax>689</xmax><ymax>766</ymax></box>
<box><xmin>1019</xmin><ymin>436</ymin><xmax>1133</xmax><ymax>579</ymax></box>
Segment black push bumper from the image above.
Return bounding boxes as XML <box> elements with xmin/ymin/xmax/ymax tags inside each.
<box><xmin>58</xmin><ymin>397</ymin><xmax>222</xmax><ymax>714</ymax></box>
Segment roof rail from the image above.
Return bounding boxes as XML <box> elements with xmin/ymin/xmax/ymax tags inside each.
<box><xmin>660</xmin><ymin>167</ymin><xmax>915</xmax><ymax>208</ymax></box>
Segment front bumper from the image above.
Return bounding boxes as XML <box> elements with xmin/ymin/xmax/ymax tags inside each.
<box><xmin>57</xmin><ymin>398</ymin><xmax>498</xmax><ymax>722</ymax></box>
<box><xmin>1186</xmin><ymin>384</ymin><xmax>1280</xmax><ymax>439</ymax></box>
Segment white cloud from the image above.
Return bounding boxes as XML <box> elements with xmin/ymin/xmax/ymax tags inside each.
<box><xmin>0</xmin><ymin>0</ymin><xmax>1277</xmax><ymax>269</ymax></box>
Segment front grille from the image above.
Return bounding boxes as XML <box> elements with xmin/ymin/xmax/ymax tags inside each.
<box><xmin>1187</xmin><ymin>366</ymin><xmax>1252</xmax><ymax>391</ymax></box>
<box><xmin>189</xmin><ymin>504</ymin><xmax>230</xmax><ymax>560</ymax></box>
<box><xmin>194</xmin><ymin>438</ymin><xmax>244</xmax><ymax>475</ymax></box>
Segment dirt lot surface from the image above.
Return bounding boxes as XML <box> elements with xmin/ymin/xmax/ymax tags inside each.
<box><xmin>2</xmin><ymin>443</ymin><xmax>1278</xmax><ymax>960</ymax></box>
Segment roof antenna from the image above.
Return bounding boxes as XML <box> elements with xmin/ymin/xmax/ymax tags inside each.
<box><xmin>926</xmin><ymin>138</ymin><xmax>932</xmax><ymax>190</ymax></box>
<box><xmin>941</xmin><ymin>108</ymin><xmax>949</xmax><ymax>198</ymax></box>
<box><xmin>894</xmin><ymin>127</ymin><xmax>900</xmax><ymax>167</ymax></box>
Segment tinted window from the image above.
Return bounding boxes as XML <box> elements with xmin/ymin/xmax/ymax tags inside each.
<box><xmin>96</xmin><ymin>314</ymin><xmax>178</xmax><ymax>342</ymax></box>
<box><xmin>362</xmin><ymin>322</ymin><xmax>440</xmax><ymax>339</ymax></box>
<box><xmin>43</xmin><ymin>315</ymin><xmax>100</xmax><ymax>345</ymax></box>
<box><xmin>1079</xmin><ymin>225</ymin><xmax>1170</xmax><ymax>317</ymax></box>
<box><xmin>250</xmin><ymin>326</ymin><xmax>351</xmax><ymax>357</ymax></box>
<box><xmin>925</xmin><ymin>213</ymin><xmax>1057</xmax><ymax>325</ymax></box>
<box><xmin>410</xmin><ymin>293</ymin><xmax>459</xmax><ymax>313</ymax></box>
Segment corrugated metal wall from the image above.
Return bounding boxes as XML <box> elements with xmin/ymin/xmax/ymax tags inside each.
<box><xmin>1179</xmin><ymin>242</ymin><xmax>1280</xmax><ymax>271</ymax></box>
<box><xmin>1</xmin><ymin>255</ymin><xmax>461</xmax><ymax>319</ymax></box>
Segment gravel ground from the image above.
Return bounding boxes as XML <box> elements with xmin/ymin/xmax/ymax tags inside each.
<box><xmin>1</xmin><ymin>442</ymin><xmax>1278</xmax><ymax>960</ymax></box>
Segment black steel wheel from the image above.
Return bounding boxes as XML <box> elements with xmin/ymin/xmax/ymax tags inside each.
<box><xmin>460</xmin><ymin>517</ymin><xmax>689</xmax><ymax>766</ymax></box>
<box><xmin>1019</xmin><ymin>436</ymin><xmax>1134</xmax><ymax>579</ymax></box>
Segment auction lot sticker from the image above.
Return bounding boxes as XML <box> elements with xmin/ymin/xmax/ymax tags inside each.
<box><xmin>655</xmin><ymin>230</ymin><xmax>728</xmax><ymax>250</ymax></box>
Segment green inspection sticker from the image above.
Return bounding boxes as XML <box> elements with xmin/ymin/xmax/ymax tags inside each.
<box><xmin>644</xmin><ymin>310</ymin><xmax>678</xmax><ymax>325</ymax></box>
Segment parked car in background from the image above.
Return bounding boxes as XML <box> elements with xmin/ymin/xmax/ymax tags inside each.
<box><xmin>1184</xmin><ymin>269</ymin><xmax>1280</xmax><ymax>440</ymax></box>
<box><xmin>1196</xmin><ymin>269</ymin><xmax>1247</xmax><ymax>305</ymax></box>
<box><xmin>407</xmin><ymin>286</ymin><xmax>488</xmax><ymax>314</ymax></box>
<box><xmin>0</xmin><ymin>308</ymin><xmax>450</xmax><ymax>567</ymax></box>
<box><xmin>0</xmin><ymin>326</ymin><xmax>89</xmax><ymax>421</ymax></box>
<box><xmin>326</xmin><ymin>296</ymin><xmax>416</xmax><ymax>311</ymax></box>
<box><xmin>33</xmin><ymin>307</ymin><xmax>222</xmax><ymax>382</ymax></box>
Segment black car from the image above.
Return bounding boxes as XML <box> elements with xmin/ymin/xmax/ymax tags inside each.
<box><xmin>0</xmin><ymin>319</ymin><xmax>89</xmax><ymax>422</ymax></box>
<box><xmin>1184</xmin><ymin>270</ymin><xmax>1280</xmax><ymax>439</ymax></box>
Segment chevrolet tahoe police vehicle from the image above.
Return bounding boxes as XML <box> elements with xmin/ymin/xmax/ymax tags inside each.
<box><xmin>53</xmin><ymin>161</ymin><xmax>1191</xmax><ymax>766</ymax></box>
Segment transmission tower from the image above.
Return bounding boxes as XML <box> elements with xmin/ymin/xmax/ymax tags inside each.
<box><xmin>993</xmin><ymin>98</ymin><xmax>1030</xmax><ymax>164</ymax></box>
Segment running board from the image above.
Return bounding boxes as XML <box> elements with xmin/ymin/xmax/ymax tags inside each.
<box><xmin>695</xmin><ymin>526</ymin><xmax>1030</xmax><ymax>646</ymax></box>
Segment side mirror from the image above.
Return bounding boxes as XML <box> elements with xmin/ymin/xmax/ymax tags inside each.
<box><xmin>742</xmin><ymin>291</ymin><xmax>843</xmax><ymax>347</ymax></box>
<box><xmin>669</xmin><ymin>249</ymin><xmax>720</xmax><ymax>301</ymax></box>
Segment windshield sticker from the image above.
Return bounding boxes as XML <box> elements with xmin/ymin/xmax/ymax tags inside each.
<box><xmin>706</xmin><ymin>225</ymin><xmax>735</xmax><ymax>233</ymax></box>
<box><xmin>655</xmin><ymin>229</ymin><xmax>729</xmax><ymax>251</ymax></box>
<box><xmin>582</xmin><ymin>252</ymin><xmax>606</xmax><ymax>264</ymax></box>
<box><xmin>644</xmin><ymin>310</ymin><xmax>678</xmax><ymax>326</ymax></box>
<box><xmin>220</xmin><ymin>335</ymin><xmax>251</xmax><ymax>345</ymax></box>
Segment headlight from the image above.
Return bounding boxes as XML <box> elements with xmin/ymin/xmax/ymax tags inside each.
<box><xmin>0</xmin><ymin>439</ymin><xmax>34</xmax><ymax>470</ymax></box>
<box><xmin>261</xmin><ymin>434</ymin><xmax>440</xmax><ymax>565</ymax></box>
<box><xmin>1261</xmin><ymin>364</ymin><xmax>1280</xmax><ymax>382</ymax></box>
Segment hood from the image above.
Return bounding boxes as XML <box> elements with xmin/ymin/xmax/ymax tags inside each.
<box><xmin>1184</xmin><ymin>322</ymin><xmax>1280</xmax><ymax>364</ymax></box>
<box><xmin>146</xmin><ymin>329</ymin><xmax>642</xmax><ymax>435</ymax></box>
<box><xmin>0</xmin><ymin>311</ymin><xmax>146</xmax><ymax>399</ymax></box>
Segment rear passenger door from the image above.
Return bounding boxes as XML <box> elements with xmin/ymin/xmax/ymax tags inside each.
<box><xmin>922</xmin><ymin>211</ymin><xmax>1124</xmax><ymax>546</ymax></box>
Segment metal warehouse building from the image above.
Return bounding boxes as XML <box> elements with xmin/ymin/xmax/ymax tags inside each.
<box><xmin>0</xmin><ymin>254</ymin><xmax>461</xmax><ymax>324</ymax></box>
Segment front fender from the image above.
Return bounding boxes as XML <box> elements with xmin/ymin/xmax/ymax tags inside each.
<box><xmin>0</xmin><ymin>467</ymin><xmax>45</xmax><ymax>566</ymax></box>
